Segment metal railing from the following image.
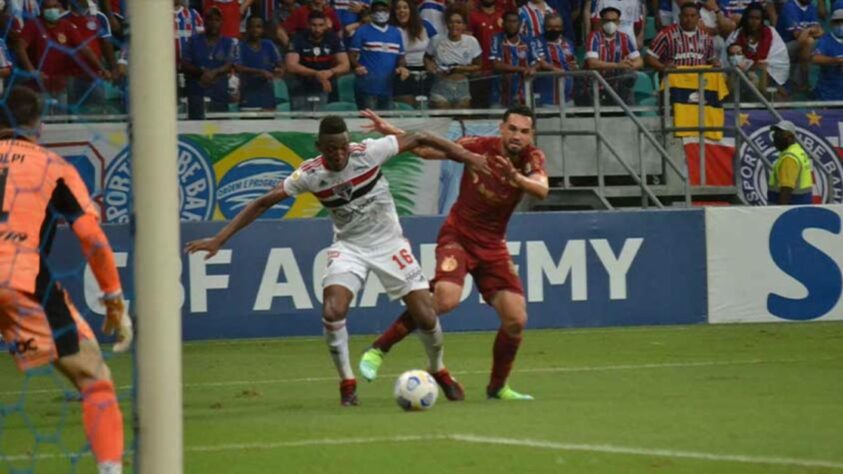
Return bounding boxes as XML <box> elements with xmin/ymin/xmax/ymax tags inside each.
<box><xmin>523</xmin><ymin>69</ymin><xmax>689</xmax><ymax>208</ymax></box>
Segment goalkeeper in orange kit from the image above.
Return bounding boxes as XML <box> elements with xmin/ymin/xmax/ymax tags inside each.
<box><xmin>0</xmin><ymin>87</ymin><xmax>131</xmax><ymax>474</ymax></box>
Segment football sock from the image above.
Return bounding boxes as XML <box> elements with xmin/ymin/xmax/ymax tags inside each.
<box><xmin>323</xmin><ymin>318</ymin><xmax>354</xmax><ymax>380</ymax></box>
<box><xmin>81</xmin><ymin>380</ymin><xmax>123</xmax><ymax>467</ymax></box>
<box><xmin>372</xmin><ymin>310</ymin><xmax>417</xmax><ymax>353</ymax></box>
<box><xmin>488</xmin><ymin>328</ymin><xmax>523</xmax><ymax>394</ymax></box>
<box><xmin>417</xmin><ymin>319</ymin><xmax>445</xmax><ymax>372</ymax></box>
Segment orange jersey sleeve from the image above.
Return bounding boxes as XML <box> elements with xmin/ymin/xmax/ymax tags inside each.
<box><xmin>54</xmin><ymin>157</ymin><xmax>122</xmax><ymax>295</ymax></box>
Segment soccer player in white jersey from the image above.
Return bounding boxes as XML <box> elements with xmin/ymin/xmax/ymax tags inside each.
<box><xmin>186</xmin><ymin>115</ymin><xmax>489</xmax><ymax>405</ymax></box>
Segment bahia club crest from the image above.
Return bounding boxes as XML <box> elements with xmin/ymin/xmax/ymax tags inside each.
<box><xmin>738</xmin><ymin>123</ymin><xmax>843</xmax><ymax>205</ymax></box>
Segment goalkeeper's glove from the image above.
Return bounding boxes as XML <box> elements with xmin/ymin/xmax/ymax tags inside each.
<box><xmin>102</xmin><ymin>291</ymin><xmax>133</xmax><ymax>353</ymax></box>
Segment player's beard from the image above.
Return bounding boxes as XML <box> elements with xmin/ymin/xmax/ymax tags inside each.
<box><xmin>504</xmin><ymin>140</ymin><xmax>524</xmax><ymax>157</ymax></box>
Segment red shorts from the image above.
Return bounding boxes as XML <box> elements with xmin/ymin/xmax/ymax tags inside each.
<box><xmin>0</xmin><ymin>285</ymin><xmax>94</xmax><ymax>371</ymax></box>
<box><xmin>432</xmin><ymin>220</ymin><xmax>524</xmax><ymax>304</ymax></box>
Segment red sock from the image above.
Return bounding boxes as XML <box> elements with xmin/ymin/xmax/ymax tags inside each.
<box><xmin>487</xmin><ymin>328</ymin><xmax>523</xmax><ymax>394</ymax></box>
<box><xmin>372</xmin><ymin>310</ymin><xmax>417</xmax><ymax>353</ymax></box>
<box><xmin>81</xmin><ymin>380</ymin><xmax>124</xmax><ymax>464</ymax></box>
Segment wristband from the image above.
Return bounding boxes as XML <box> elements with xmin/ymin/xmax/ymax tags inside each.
<box><xmin>103</xmin><ymin>291</ymin><xmax>123</xmax><ymax>301</ymax></box>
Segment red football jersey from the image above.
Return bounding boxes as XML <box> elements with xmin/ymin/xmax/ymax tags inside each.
<box><xmin>449</xmin><ymin>136</ymin><xmax>546</xmax><ymax>245</ymax></box>
<box><xmin>20</xmin><ymin>19</ymin><xmax>83</xmax><ymax>92</ymax></box>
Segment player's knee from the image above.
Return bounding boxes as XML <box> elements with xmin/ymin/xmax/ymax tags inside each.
<box><xmin>59</xmin><ymin>355</ymin><xmax>112</xmax><ymax>391</ymax></box>
<box><xmin>322</xmin><ymin>298</ymin><xmax>349</xmax><ymax>323</ymax></box>
<box><xmin>434</xmin><ymin>291</ymin><xmax>460</xmax><ymax>314</ymax></box>
<box><xmin>501</xmin><ymin>310</ymin><xmax>527</xmax><ymax>336</ymax></box>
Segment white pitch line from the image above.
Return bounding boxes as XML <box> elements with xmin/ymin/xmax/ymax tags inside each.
<box><xmin>185</xmin><ymin>434</ymin><xmax>439</xmax><ymax>453</ymax></box>
<box><xmin>450</xmin><ymin>434</ymin><xmax>843</xmax><ymax>470</ymax></box>
<box><xmin>0</xmin><ymin>357</ymin><xmax>833</xmax><ymax>397</ymax></box>
<box><xmin>4</xmin><ymin>433</ymin><xmax>842</xmax><ymax>470</ymax></box>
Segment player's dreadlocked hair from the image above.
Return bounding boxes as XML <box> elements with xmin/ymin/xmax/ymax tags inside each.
<box><xmin>319</xmin><ymin>116</ymin><xmax>348</xmax><ymax>136</ymax></box>
<box><xmin>503</xmin><ymin>105</ymin><xmax>536</xmax><ymax>129</ymax></box>
<box><xmin>0</xmin><ymin>87</ymin><xmax>42</xmax><ymax>132</ymax></box>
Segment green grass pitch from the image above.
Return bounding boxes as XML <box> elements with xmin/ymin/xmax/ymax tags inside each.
<box><xmin>1</xmin><ymin>322</ymin><xmax>843</xmax><ymax>473</ymax></box>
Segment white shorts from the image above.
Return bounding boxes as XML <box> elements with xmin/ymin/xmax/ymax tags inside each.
<box><xmin>322</xmin><ymin>239</ymin><xmax>429</xmax><ymax>300</ymax></box>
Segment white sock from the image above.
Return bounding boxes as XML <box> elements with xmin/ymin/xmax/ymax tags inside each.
<box><xmin>98</xmin><ymin>461</ymin><xmax>122</xmax><ymax>474</ymax></box>
<box><xmin>417</xmin><ymin>319</ymin><xmax>445</xmax><ymax>372</ymax></box>
<box><xmin>323</xmin><ymin>319</ymin><xmax>354</xmax><ymax>380</ymax></box>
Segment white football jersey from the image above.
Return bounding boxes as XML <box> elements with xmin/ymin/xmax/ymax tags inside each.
<box><xmin>283</xmin><ymin>136</ymin><xmax>403</xmax><ymax>249</ymax></box>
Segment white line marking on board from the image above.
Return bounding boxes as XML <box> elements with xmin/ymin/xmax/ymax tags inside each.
<box><xmin>5</xmin><ymin>433</ymin><xmax>842</xmax><ymax>470</ymax></box>
<box><xmin>1</xmin><ymin>357</ymin><xmax>836</xmax><ymax>397</ymax></box>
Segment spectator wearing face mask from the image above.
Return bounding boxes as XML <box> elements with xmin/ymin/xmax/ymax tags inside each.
<box><xmin>19</xmin><ymin>0</ymin><xmax>107</xmax><ymax>113</ymax></box>
<box><xmin>588</xmin><ymin>0</ymin><xmax>644</xmax><ymax>48</ymax></box>
<box><xmin>534</xmin><ymin>13</ymin><xmax>577</xmax><ymax>106</ymax></box>
<box><xmin>726</xmin><ymin>43</ymin><xmax>768</xmax><ymax>95</ymax></box>
<box><xmin>349</xmin><ymin>0</ymin><xmax>409</xmax><ymax>110</ymax></box>
<box><xmin>725</xmin><ymin>2</ymin><xmax>789</xmax><ymax>95</ymax></box>
<box><xmin>584</xmin><ymin>6</ymin><xmax>641</xmax><ymax>105</ymax></box>
<box><xmin>811</xmin><ymin>8</ymin><xmax>843</xmax><ymax>100</ymax></box>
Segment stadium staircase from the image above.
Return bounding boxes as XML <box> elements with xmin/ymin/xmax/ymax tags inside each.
<box><xmin>523</xmin><ymin>67</ymin><xmax>792</xmax><ymax>211</ymax></box>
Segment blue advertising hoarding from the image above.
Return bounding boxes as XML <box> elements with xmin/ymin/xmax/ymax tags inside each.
<box><xmin>48</xmin><ymin>210</ymin><xmax>708</xmax><ymax>340</ymax></box>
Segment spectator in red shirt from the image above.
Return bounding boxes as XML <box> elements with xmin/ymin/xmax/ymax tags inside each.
<box><xmin>279</xmin><ymin>0</ymin><xmax>342</xmax><ymax>46</ymax></box>
<box><xmin>468</xmin><ymin>0</ymin><xmax>503</xmax><ymax>107</ymax></box>
<box><xmin>65</xmin><ymin>0</ymin><xmax>116</xmax><ymax>113</ymax></box>
<box><xmin>204</xmin><ymin>0</ymin><xmax>255</xmax><ymax>38</ymax></box>
<box><xmin>19</xmin><ymin>0</ymin><xmax>107</xmax><ymax>114</ymax></box>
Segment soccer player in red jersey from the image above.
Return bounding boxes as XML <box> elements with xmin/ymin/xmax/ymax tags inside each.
<box><xmin>359</xmin><ymin>105</ymin><xmax>549</xmax><ymax>401</ymax></box>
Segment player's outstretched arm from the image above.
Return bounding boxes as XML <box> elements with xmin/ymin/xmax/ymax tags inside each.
<box><xmin>398</xmin><ymin>131</ymin><xmax>491</xmax><ymax>173</ymax></box>
<box><xmin>360</xmin><ymin>109</ymin><xmax>474</xmax><ymax>162</ymax></box>
<box><xmin>491</xmin><ymin>155</ymin><xmax>550</xmax><ymax>199</ymax></box>
<box><xmin>185</xmin><ymin>186</ymin><xmax>290</xmax><ymax>259</ymax></box>
<box><xmin>360</xmin><ymin>109</ymin><xmax>490</xmax><ymax>172</ymax></box>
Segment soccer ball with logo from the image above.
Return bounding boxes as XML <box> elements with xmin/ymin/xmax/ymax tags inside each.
<box><xmin>394</xmin><ymin>370</ymin><xmax>439</xmax><ymax>411</ymax></box>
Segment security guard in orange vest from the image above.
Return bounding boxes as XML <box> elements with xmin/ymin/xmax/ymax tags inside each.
<box><xmin>768</xmin><ymin>120</ymin><xmax>814</xmax><ymax>205</ymax></box>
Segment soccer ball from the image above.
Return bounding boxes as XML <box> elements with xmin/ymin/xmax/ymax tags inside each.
<box><xmin>394</xmin><ymin>370</ymin><xmax>439</xmax><ymax>411</ymax></box>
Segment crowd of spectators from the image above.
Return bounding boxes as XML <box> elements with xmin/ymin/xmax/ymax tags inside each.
<box><xmin>0</xmin><ymin>0</ymin><xmax>839</xmax><ymax>117</ymax></box>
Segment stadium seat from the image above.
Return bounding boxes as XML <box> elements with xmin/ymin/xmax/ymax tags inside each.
<box><xmin>338</xmin><ymin>75</ymin><xmax>356</xmax><ymax>103</ymax></box>
<box><xmin>574</xmin><ymin>46</ymin><xmax>586</xmax><ymax>65</ymax></box>
<box><xmin>393</xmin><ymin>101</ymin><xmax>414</xmax><ymax>111</ymax></box>
<box><xmin>645</xmin><ymin>16</ymin><xmax>657</xmax><ymax>41</ymax></box>
<box><xmin>274</xmin><ymin>80</ymin><xmax>290</xmax><ymax>105</ymax></box>
<box><xmin>322</xmin><ymin>101</ymin><xmax>358</xmax><ymax>111</ymax></box>
<box><xmin>633</xmin><ymin>71</ymin><xmax>655</xmax><ymax>102</ymax></box>
<box><xmin>636</xmin><ymin>96</ymin><xmax>659</xmax><ymax>117</ymax></box>
<box><xmin>809</xmin><ymin>64</ymin><xmax>819</xmax><ymax>88</ymax></box>
<box><xmin>104</xmin><ymin>82</ymin><xmax>123</xmax><ymax>101</ymax></box>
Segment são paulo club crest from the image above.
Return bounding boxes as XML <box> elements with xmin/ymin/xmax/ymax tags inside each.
<box><xmin>737</xmin><ymin>124</ymin><xmax>843</xmax><ymax>205</ymax></box>
<box><xmin>103</xmin><ymin>139</ymin><xmax>216</xmax><ymax>223</ymax></box>
<box><xmin>216</xmin><ymin>158</ymin><xmax>295</xmax><ymax>219</ymax></box>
